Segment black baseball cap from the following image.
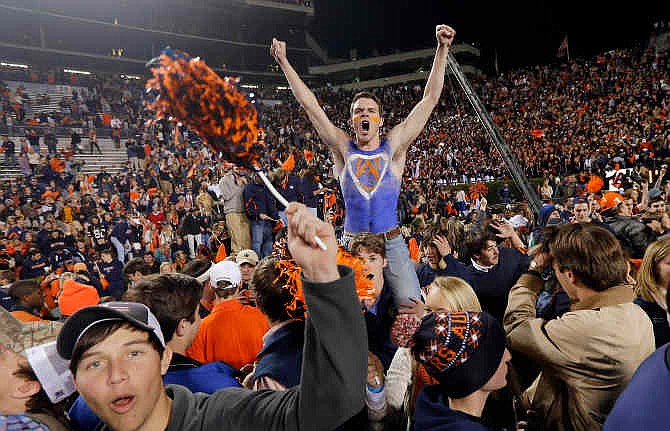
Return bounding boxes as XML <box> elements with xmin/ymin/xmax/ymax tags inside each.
<box><xmin>57</xmin><ymin>302</ymin><xmax>166</xmax><ymax>360</ymax></box>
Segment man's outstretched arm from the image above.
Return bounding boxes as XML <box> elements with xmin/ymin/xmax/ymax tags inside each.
<box><xmin>387</xmin><ymin>25</ymin><xmax>455</xmax><ymax>159</ymax></box>
<box><xmin>195</xmin><ymin>203</ymin><xmax>366</xmax><ymax>431</ymax></box>
<box><xmin>271</xmin><ymin>39</ymin><xmax>349</xmax><ymax>165</ymax></box>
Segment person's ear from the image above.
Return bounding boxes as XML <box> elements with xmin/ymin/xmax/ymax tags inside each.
<box><xmin>160</xmin><ymin>346</ymin><xmax>173</xmax><ymax>376</ymax></box>
<box><xmin>175</xmin><ymin>318</ymin><xmax>188</xmax><ymax>338</ymax></box>
<box><xmin>564</xmin><ymin>269</ymin><xmax>577</xmax><ymax>285</ymax></box>
<box><xmin>14</xmin><ymin>379</ymin><xmax>41</xmax><ymax>400</ymax></box>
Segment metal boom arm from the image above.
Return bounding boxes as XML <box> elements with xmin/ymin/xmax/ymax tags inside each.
<box><xmin>446</xmin><ymin>53</ymin><xmax>541</xmax><ymax>214</ymax></box>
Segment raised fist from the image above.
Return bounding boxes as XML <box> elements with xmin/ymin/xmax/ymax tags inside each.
<box><xmin>436</xmin><ymin>24</ymin><xmax>456</xmax><ymax>47</ymax></box>
<box><xmin>270</xmin><ymin>38</ymin><xmax>287</xmax><ymax>64</ymax></box>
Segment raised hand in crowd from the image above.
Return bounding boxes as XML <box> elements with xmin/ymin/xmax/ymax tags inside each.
<box><xmin>491</xmin><ymin>219</ymin><xmax>525</xmax><ymax>251</ymax></box>
<box><xmin>432</xmin><ymin>234</ymin><xmax>452</xmax><ymax>258</ymax></box>
<box><xmin>270</xmin><ymin>38</ymin><xmax>288</xmax><ymax>66</ymax></box>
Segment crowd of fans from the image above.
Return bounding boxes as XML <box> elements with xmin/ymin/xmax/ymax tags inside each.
<box><xmin>0</xmin><ymin>28</ymin><xmax>670</xmax><ymax>431</ymax></box>
<box><xmin>1</xmin><ymin>70</ymin><xmax>144</xmax><ymax>134</ymax></box>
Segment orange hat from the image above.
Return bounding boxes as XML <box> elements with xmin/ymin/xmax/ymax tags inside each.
<box><xmin>599</xmin><ymin>191</ymin><xmax>625</xmax><ymax>213</ymax></box>
<box><xmin>58</xmin><ymin>279</ymin><xmax>100</xmax><ymax>317</ymax></box>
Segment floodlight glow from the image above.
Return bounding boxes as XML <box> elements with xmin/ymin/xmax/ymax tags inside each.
<box><xmin>240</xmin><ymin>84</ymin><xmax>259</xmax><ymax>89</ymax></box>
<box><xmin>120</xmin><ymin>74</ymin><xmax>142</xmax><ymax>80</ymax></box>
<box><xmin>64</xmin><ymin>68</ymin><xmax>91</xmax><ymax>75</ymax></box>
<box><xmin>276</xmin><ymin>86</ymin><xmax>289</xmax><ymax>90</ymax></box>
<box><xmin>0</xmin><ymin>62</ymin><xmax>29</xmax><ymax>69</ymax></box>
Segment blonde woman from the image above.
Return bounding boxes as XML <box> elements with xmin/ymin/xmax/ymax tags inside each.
<box><xmin>367</xmin><ymin>276</ymin><xmax>481</xmax><ymax>424</ymax></box>
<box><xmin>635</xmin><ymin>235</ymin><xmax>670</xmax><ymax>347</ymax></box>
<box><xmin>540</xmin><ymin>178</ymin><xmax>553</xmax><ymax>200</ymax></box>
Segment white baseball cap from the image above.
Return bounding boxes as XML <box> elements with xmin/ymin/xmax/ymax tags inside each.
<box><xmin>210</xmin><ymin>260</ymin><xmax>242</xmax><ymax>288</ymax></box>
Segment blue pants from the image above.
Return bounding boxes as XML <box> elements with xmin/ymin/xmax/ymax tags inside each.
<box><xmin>383</xmin><ymin>234</ymin><xmax>422</xmax><ymax>307</ymax></box>
<box><xmin>251</xmin><ymin>220</ymin><xmax>273</xmax><ymax>259</ymax></box>
<box><xmin>110</xmin><ymin>236</ymin><xmax>127</xmax><ymax>264</ymax></box>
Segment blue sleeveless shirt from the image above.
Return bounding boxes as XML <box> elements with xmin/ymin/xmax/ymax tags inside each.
<box><xmin>340</xmin><ymin>140</ymin><xmax>400</xmax><ymax>234</ymax></box>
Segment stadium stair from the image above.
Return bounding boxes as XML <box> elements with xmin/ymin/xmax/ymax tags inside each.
<box><xmin>0</xmin><ymin>137</ymin><xmax>128</xmax><ymax>179</ymax></box>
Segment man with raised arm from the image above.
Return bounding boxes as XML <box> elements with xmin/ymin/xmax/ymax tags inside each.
<box><xmin>57</xmin><ymin>203</ymin><xmax>366</xmax><ymax>431</ymax></box>
<box><xmin>271</xmin><ymin>24</ymin><xmax>456</xmax><ymax>306</ymax></box>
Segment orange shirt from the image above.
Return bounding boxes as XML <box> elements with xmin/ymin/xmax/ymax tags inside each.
<box><xmin>63</xmin><ymin>206</ymin><xmax>73</xmax><ymax>223</ymax></box>
<box><xmin>41</xmin><ymin>190</ymin><xmax>60</xmax><ymax>200</ymax></box>
<box><xmin>50</xmin><ymin>158</ymin><xmax>65</xmax><ymax>173</ymax></box>
<box><xmin>186</xmin><ymin>299</ymin><xmax>269</xmax><ymax>370</ymax></box>
<box><xmin>11</xmin><ymin>310</ymin><xmax>48</xmax><ymax>323</ymax></box>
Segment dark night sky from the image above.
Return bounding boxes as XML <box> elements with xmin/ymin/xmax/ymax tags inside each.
<box><xmin>310</xmin><ymin>1</ymin><xmax>668</xmax><ymax>72</ymax></box>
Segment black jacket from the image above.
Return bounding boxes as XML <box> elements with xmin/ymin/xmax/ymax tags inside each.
<box><xmin>608</xmin><ymin>216</ymin><xmax>658</xmax><ymax>259</ymax></box>
<box><xmin>634</xmin><ymin>297</ymin><xmax>670</xmax><ymax>348</ymax></box>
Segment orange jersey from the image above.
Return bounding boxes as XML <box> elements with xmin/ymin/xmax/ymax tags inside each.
<box><xmin>186</xmin><ymin>299</ymin><xmax>269</xmax><ymax>370</ymax></box>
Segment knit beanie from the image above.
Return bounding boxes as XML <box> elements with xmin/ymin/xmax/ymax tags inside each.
<box><xmin>392</xmin><ymin>310</ymin><xmax>506</xmax><ymax>398</ymax></box>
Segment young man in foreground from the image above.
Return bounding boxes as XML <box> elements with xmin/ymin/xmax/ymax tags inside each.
<box><xmin>57</xmin><ymin>203</ymin><xmax>367</xmax><ymax>431</ymax></box>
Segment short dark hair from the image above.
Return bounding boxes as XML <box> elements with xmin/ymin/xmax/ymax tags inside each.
<box><xmin>8</xmin><ymin>279</ymin><xmax>39</xmax><ymax>300</ymax></box>
<box><xmin>181</xmin><ymin>258</ymin><xmax>211</xmax><ymax>279</ymax></box>
<box><xmin>122</xmin><ymin>273</ymin><xmax>202</xmax><ymax>342</ymax></box>
<box><xmin>69</xmin><ymin>321</ymin><xmax>164</xmax><ymax>376</ymax></box>
<box><xmin>463</xmin><ymin>228</ymin><xmax>498</xmax><ymax>261</ymax></box>
<box><xmin>548</xmin><ymin>223</ymin><xmax>628</xmax><ymax>292</ymax></box>
<box><xmin>253</xmin><ymin>257</ymin><xmax>296</xmax><ymax>323</ymax></box>
<box><xmin>350</xmin><ymin>91</ymin><xmax>383</xmax><ymax>117</ymax></box>
<box><xmin>213</xmin><ymin>280</ymin><xmax>238</xmax><ymax>299</ymax></box>
<box><xmin>350</xmin><ymin>232</ymin><xmax>386</xmax><ymax>258</ymax></box>
<box><xmin>123</xmin><ymin>257</ymin><xmax>146</xmax><ymax>276</ymax></box>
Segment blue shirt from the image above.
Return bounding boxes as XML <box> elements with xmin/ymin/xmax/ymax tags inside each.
<box><xmin>340</xmin><ymin>140</ymin><xmax>400</xmax><ymax>234</ymax></box>
<box><xmin>603</xmin><ymin>344</ymin><xmax>670</xmax><ymax>430</ymax></box>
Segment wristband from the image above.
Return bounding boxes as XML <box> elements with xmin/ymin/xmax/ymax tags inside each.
<box><xmin>367</xmin><ymin>382</ymin><xmax>385</xmax><ymax>393</ymax></box>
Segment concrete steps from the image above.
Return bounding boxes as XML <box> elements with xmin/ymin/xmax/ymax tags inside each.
<box><xmin>0</xmin><ymin>137</ymin><xmax>128</xmax><ymax>179</ymax></box>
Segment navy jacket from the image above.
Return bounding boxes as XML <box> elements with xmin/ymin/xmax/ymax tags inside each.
<box><xmin>413</xmin><ymin>385</ymin><xmax>490</xmax><ymax>430</ymax></box>
<box><xmin>277</xmin><ymin>175</ymin><xmax>302</xmax><ymax>204</ymax></box>
<box><xmin>243</xmin><ymin>182</ymin><xmax>278</xmax><ymax>221</ymax></box>
<box><xmin>446</xmin><ymin>247</ymin><xmax>529</xmax><ymax>323</ymax></box>
<box><xmin>111</xmin><ymin>221</ymin><xmax>130</xmax><ymax>243</ymax></box>
<box><xmin>98</xmin><ymin>260</ymin><xmax>124</xmax><ymax>294</ymax></box>
<box><xmin>603</xmin><ymin>344</ymin><xmax>670</xmax><ymax>431</ymax></box>
<box><xmin>299</xmin><ymin>177</ymin><xmax>319</xmax><ymax>208</ymax></box>
<box><xmin>254</xmin><ymin>320</ymin><xmax>305</xmax><ymax>388</ymax></box>
<box><xmin>364</xmin><ymin>281</ymin><xmax>397</xmax><ymax>371</ymax></box>
<box><xmin>20</xmin><ymin>255</ymin><xmax>48</xmax><ymax>279</ymax></box>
